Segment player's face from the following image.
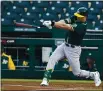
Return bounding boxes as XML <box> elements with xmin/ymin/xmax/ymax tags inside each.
<box><xmin>83</xmin><ymin>17</ymin><xmax>87</xmax><ymax>22</ymax></box>
<box><xmin>77</xmin><ymin>16</ymin><xmax>86</xmax><ymax>22</ymax></box>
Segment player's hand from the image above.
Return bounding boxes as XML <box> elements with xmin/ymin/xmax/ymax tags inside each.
<box><xmin>43</xmin><ymin>21</ymin><xmax>52</xmax><ymax>29</ymax></box>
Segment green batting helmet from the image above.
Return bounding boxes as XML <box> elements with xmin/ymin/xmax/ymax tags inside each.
<box><xmin>74</xmin><ymin>7</ymin><xmax>88</xmax><ymax>18</ymax></box>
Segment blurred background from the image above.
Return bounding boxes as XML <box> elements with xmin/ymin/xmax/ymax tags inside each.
<box><xmin>1</xmin><ymin>1</ymin><xmax>103</xmax><ymax>80</ymax></box>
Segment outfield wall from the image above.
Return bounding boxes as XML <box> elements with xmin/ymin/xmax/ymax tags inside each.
<box><xmin>1</xmin><ymin>27</ymin><xmax>103</xmax><ymax>80</ymax></box>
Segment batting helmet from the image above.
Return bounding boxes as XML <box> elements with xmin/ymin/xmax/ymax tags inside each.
<box><xmin>74</xmin><ymin>7</ymin><xmax>88</xmax><ymax>18</ymax></box>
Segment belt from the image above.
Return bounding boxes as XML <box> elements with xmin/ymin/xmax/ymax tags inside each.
<box><xmin>65</xmin><ymin>43</ymin><xmax>75</xmax><ymax>48</ymax></box>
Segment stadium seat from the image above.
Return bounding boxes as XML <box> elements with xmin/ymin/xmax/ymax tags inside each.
<box><xmin>41</xmin><ymin>13</ymin><xmax>59</xmax><ymax>21</ymax></box>
<box><xmin>91</xmin><ymin>1</ymin><xmax>103</xmax><ymax>9</ymax></box>
<box><xmin>65</xmin><ymin>13</ymin><xmax>70</xmax><ymax>18</ymax></box>
<box><xmin>88</xmin><ymin>7</ymin><xmax>101</xmax><ymax>15</ymax></box>
<box><xmin>1</xmin><ymin>1</ymin><xmax>13</xmax><ymax>8</ymax></box>
<box><xmin>28</xmin><ymin>7</ymin><xmax>45</xmax><ymax>14</ymax></box>
<box><xmin>88</xmin><ymin>14</ymin><xmax>97</xmax><ymax>21</ymax></box>
<box><xmin>1</xmin><ymin>1</ymin><xmax>103</xmax><ymax>30</ymax></box>
<box><xmin>21</xmin><ymin>12</ymin><xmax>39</xmax><ymax>21</ymax></box>
<box><xmin>46</xmin><ymin>6</ymin><xmax>63</xmax><ymax>15</ymax></box>
<box><xmin>87</xmin><ymin>21</ymin><xmax>95</xmax><ymax>29</ymax></box>
<box><xmin>95</xmin><ymin>19</ymin><xmax>103</xmax><ymax>30</ymax></box>
<box><xmin>1</xmin><ymin>18</ymin><xmax>14</xmax><ymax>25</ymax></box>
<box><xmin>100</xmin><ymin>21</ymin><xmax>103</xmax><ymax>29</ymax></box>
<box><xmin>99</xmin><ymin>20</ymin><xmax>103</xmax><ymax>29</ymax></box>
<box><xmin>7</xmin><ymin>6</ymin><xmax>25</xmax><ymax>14</ymax></box>
<box><xmin>13</xmin><ymin>1</ymin><xmax>31</xmax><ymax>8</ymax></box>
<box><xmin>59</xmin><ymin>12</ymin><xmax>70</xmax><ymax>20</ymax></box>
<box><xmin>1</xmin><ymin>1</ymin><xmax>13</xmax><ymax>14</ymax></box>
<box><xmin>51</xmin><ymin>1</ymin><xmax>68</xmax><ymax>8</ymax></box>
<box><xmin>4</xmin><ymin>12</ymin><xmax>19</xmax><ymax>20</ymax></box>
<box><xmin>66</xmin><ymin>7</ymin><xmax>76</xmax><ymax>16</ymax></box>
<box><xmin>33</xmin><ymin>20</ymin><xmax>43</xmax><ymax>26</ymax></box>
<box><xmin>71</xmin><ymin>1</ymin><xmax>88</xmax><ymax>8</ymax></box>
<box><xmin>31</xmin><ymin>1</ymin><xmax>50</xmax><ymax>8</ymax></box>
<box><xmin>16</xmin><ymin>18</ymin><xmax>33</xmax><ymax>25</ymax></box>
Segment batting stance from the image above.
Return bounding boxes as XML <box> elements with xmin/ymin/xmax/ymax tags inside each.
<box><xmin>40</xmin><ymin>7</ymin><xmax>101</xmax><ymax>86</ymax></box>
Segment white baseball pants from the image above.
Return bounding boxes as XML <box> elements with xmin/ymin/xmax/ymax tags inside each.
<box><xmin>46</xmin><ymin>43</ymin><xmax>93</xmax><ymax>78</ymax></box>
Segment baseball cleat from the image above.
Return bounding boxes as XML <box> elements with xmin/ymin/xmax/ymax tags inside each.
<box><xmin>40</xmin><ymin>78</ymin><xmax>49</xmax><ymax>86</ymax></box>
<box><xmin>93</xmin><ymin>71</ymin><xmax>101</xmax><ymax>86</ymax></box>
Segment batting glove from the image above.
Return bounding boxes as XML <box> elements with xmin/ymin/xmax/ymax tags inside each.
<box><xmin>43</xmin><ymin>21</ymin><xmax>54</xmax><ymax>29</ymax></box>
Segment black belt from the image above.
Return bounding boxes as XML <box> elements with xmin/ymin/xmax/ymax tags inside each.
<box><xmin>65</xmin><ymin>43</ymin><xmax>75</xmax><ymax>48</ymax></box>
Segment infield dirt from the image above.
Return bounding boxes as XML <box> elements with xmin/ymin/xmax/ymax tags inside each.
<box><xmin>1</xmin><ymin>79</ymin><xmax>103</xmax><ymax>91</ymax></box>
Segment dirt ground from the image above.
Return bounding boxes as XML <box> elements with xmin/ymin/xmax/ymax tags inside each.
<box><xmin>1</xmin><ymin>79</ymin><xmax>103</xmax><ymax>91</ymax></box>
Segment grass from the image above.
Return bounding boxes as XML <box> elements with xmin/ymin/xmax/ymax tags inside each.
<box><xmin>1</xmin><ymin>79</ymin><xmax>97</xmax><ymax>83</ymax></box>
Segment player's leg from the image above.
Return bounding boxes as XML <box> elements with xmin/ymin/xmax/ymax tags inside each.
<box><xmin>41</xmin><ymin>43</ymin><xmax>65</xmax><ymax>86</ymax></box>
<box><xmin>68</xmin><ymin>57</ymin><xmax>101</xmax><ymax>86</ymax></box>
<box><xmin>64</xmin><ymin>45</ymin><xmax>101</xmax><ymax>86</ymax></box>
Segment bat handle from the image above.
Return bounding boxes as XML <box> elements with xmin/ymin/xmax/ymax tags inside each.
<box><xmin>32</xmin><ymin>25</ymin><xmax>45</xmax><ymax>28</ymax></box>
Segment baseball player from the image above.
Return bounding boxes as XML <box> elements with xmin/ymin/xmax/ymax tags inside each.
<box><xmin>40</xmin><ymin>7</ymin><xmax>101</xmax><ymax>86</ymax></box>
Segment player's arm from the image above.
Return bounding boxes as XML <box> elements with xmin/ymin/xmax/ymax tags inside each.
<box><xmin>43</xmin><ymin>16</ymin><xmax>77</xmax><ymax>31</ymax></box>
<box><xmin>43</xmin><ymin>21</ymin><xmax>74</xmax><ymax>31</ymax></box>
<box><xmin>53</xmin><ymin>22</ymin><xmax>74</xmax><ymax>31</ymax></box>
<box><xmin>57</xmin><ymin>15</ymin><xmax>77</xmax><ymax>24</ymax></box>
<box><xmin>58</xmin><ymin>18</ymin><xmax>71</xmax><ymax>24</ymax></box>
<box><xmin>57</xmin><ymin>18</ymin><xmax>71</xmax><ymax>24</ymax></box>
<box><xmin>52</xmin><ymin>15</ymin><xmax>77</xmax><ymax>31</ymax></box>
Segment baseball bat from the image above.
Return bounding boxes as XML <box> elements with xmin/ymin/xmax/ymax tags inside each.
<box><xmin>14</xmin><ymin>22</ymin><xmax>45</xmax><ymax>29</ymax></box>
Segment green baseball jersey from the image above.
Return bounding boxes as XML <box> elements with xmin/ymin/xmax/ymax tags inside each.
<box><xmin>65</xmin><ymin>16</ymin><xmax>87</xmax><ymax>46</ymax></box>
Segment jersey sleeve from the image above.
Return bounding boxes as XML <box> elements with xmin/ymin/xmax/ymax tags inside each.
<box><xmin>71</xmin><ymin>23</ymin><xmax>87</xmax><ymax>35</ymax></box>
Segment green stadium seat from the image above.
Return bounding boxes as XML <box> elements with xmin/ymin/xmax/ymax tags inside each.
<box><xmin>59</xmin><ymin>12</ymin><xmax>70</xmax><ymax>19</ymax></box>
<box><xmin>4</xmin><ymin>12</ymin><xmax>19</xmax><ymax>20</ymax></box>
<box><xmin>88</xmin><ymin>14</ymin><xmax>97</xmax><ymax>21</ymax></box>
<box><xmin>13</xmin><ymin>1</ymin><xmax>31</xmax><ymax>8</ymax></box>
<box><xmin>1</xmin><ymin>18</ymin><xmax>14</xmax><ymax>25</ymax></box>
<box><xmin>16</xmin><ymin>18</ymin><xmax>33</xmax><ymax>25</ymax></box>
<box><xmin>88</xmin><ymin>7</ymin><xmax>101</xmax><ymax>15</ymax></box>
<box><xmin>28</xmin><ymin>7</ymin><xmax>45</xmax><ymax>14</ymax></box>
<box><xmin>51</xmin><ymin>1</ymin><xmax>68</xmax><ymax>8</ymax></box>
<box><xmin>71</xmin><ymin>1</ymin><xmax>88</xmax><ymax>8</ymax></box>
<box><xmin>91</xmin><ymin>1</ymin><xmax>103</xmax><ymax>9</ymax></box>
<box><xmin>31</xmin><ymin>1</ymin><xmax>50</xmax><ymax>8</ymax></box>
<box><xmin>7</xmin><ymin>6</ymin><xmax>25</xmax><ymax>14</ymax></box>
<box><xmin>1</xmin><ymin>1</ymin><xmax>103</xmax><ymax>29</ymax></box>
<box><xmin>87</xmin><ymin>21</ymin><xmax>95</xmax><ymax>29</ymax></box>
<box><xmin>95</xmin><ymin>20</ymin><xmax>103</xmax><ymax>30</ymax></box>
<box><xmin>21</xmin><ymin>12</ymin><xmax>39</xmax><ymax>21</ymax></box>
<box><xmin>41</xmin><ymin>13</ymin><xmax>59</xmax><ymax>21</ymax></box>
<box><xmin>66</xmin><ymin>7</ymin><xmax>76</xmax><ymax>16</ymax></box>
<box><xmin>46</xmin><ymin>6</ymin><xmax>63</xmax><ymax>15</ymax></box>
<box><xmin>33</xmin><ymin>20</ymin><xmax>43</xmax><ymax>26</ymax></box>
<box><xmin>1</xmin><ymin>1</ymin><xmax>13</xmax><ymax>7</ymax></box>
